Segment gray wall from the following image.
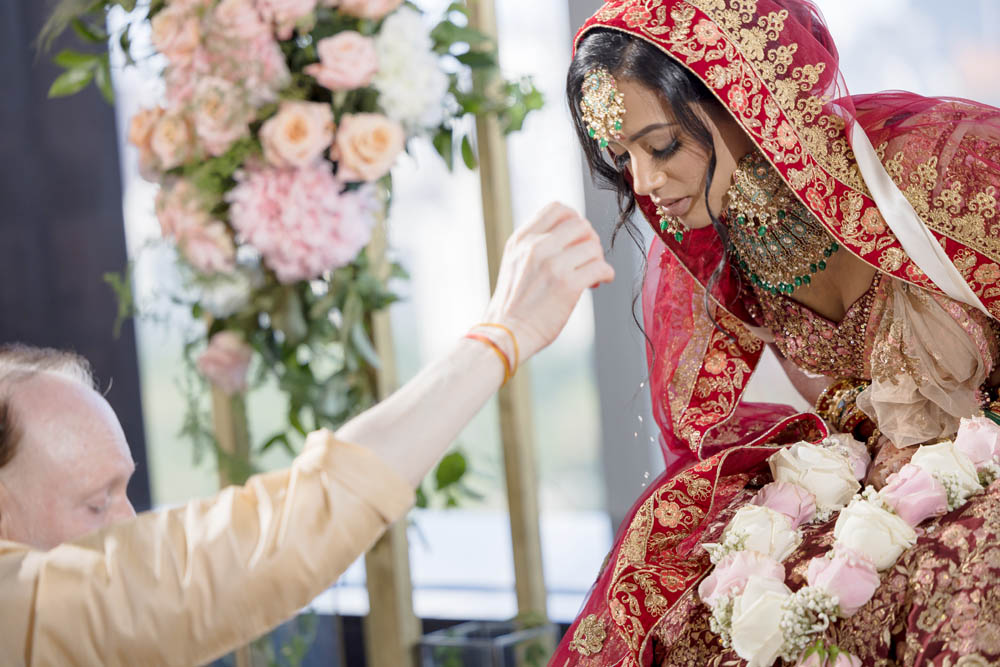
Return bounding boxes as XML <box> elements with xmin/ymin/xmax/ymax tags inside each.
<box><xmin>0</xmin><ymin>1</ymin><xmax>151</xmax><ymax>510</ymax></box>
<box><xmin>568</xmin><ymin>0</ymin><xmax>663</xmax><ymax>532</ymax></box>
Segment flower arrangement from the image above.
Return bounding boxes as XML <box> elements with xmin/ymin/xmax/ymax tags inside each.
<box><xmin>41</xmin><ymin>0</ymin><xmax>542</xmax><ymax>494</ymax></box>
<box><xmin>699</xmin><ymin>416</ymin><xmax>1000</xmax><ymax>666</ymax></box>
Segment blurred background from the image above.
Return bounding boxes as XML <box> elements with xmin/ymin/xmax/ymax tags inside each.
<box><xmin>3</xmin><ymin>0</ymin><xmax>1000</xmax><ymax>659</ymax></box>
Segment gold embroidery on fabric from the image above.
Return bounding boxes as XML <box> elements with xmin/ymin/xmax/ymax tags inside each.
<box><xmin>569</xmin><ymin>614</ymin><xmax>607</xmax><ymax>656</ymax></box>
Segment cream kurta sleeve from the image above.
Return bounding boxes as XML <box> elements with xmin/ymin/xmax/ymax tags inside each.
<box><xmin>0</xmin><ymin>429</ymin><xmax>414</xmax><ymax>667</ymax></box>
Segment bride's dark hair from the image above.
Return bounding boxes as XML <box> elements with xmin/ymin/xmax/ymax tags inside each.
<box><xmin>567</xmin><ymin>29</ymin><xmax>734</xmax><ymax>317</ymax></box>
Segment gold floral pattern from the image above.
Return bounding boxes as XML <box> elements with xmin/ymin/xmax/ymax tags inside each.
<box><xmin>569</xmin><ymin>614</ymin><xmax>607</xmax><ymax>657</ymax></box>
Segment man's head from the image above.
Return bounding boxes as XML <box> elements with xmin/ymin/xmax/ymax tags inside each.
<box><xmin>0</xmin><ymin>344</ymin><xmax>136</xmax><ymax>549</ymax></box>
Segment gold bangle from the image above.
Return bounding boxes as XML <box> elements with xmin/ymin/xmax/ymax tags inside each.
<box><xmin>866</xmin><ymin>427</ymin><xmax>882</xmax><ymax>453</ymax></box>
<box><xmin>474</xmin><ymin>323</ymin><xmax>520</xmax><ymax>376</ymax></box>
<box><xmin>464</xmin><ymin>333</ymin><xmax>512</xmax><ymax>385</ymax></box>
<box><xmin>815</xmin><ymin>378</ymin><xmax>869</xmax><ymax>429</ymax></box>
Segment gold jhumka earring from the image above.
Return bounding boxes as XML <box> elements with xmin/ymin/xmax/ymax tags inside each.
<box><xmin>581</xmin><ymin>67</ymin><xmax>685</xmax><ymax>242</ymax></box>
<box><xmin>656</xmin><ymin>207</ymin><xmax>686</xmax><ymax>243</ymax></box>
<box><xmin>725</xmin><ymin>152</ymin><xmax>839</xmax><ymax>295</ymax></box>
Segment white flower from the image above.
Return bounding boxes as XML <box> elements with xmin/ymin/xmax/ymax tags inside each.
<box><xmin>770</xmin><ymin>442</ymin><xmax>860</xmax><ymax>513</ymax></box>
<box><xmin>195</xmin><ymin>269</ymin><xmax>254</xmax><ymax>318</ymax></box>
<box><xmin>372</xmin><ymin>7</ymin><xmax>450</xmax><ymax>131</ymax></box>
<box><xmin>731</xmin><ymin>575</ymin><xmax>792</xmax><ymax>667</ymax></box>
<box><xmin>722</xmin><ymin>505</ymin><xmax>801</xmax><ymax>562</ymax></box>
<box><xmin>833</xmin><ymin>498</ymin><xmax>916</xmax><ymax>570</ymax></box>
<box><xmin>910</xmin><ymin>441</ymin><xmax>982</xmax><ymax>501</ymax></box>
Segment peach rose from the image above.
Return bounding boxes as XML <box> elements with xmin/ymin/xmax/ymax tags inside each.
<box><xmin>150</xmin><ymin>112</ymin><xmax>194</xmax><ymax>170</ymax></box>
<box><xmin>334</xmin><ymin>112</ymin><xmax>405</xmax><ymax>182</ymax></box>
<box><xmin>180</xmin><ymin>219</ymin><xmax>237</xmax><ymax>275</ymax></box>
<box><xmin>191</xmin><ymin>76</ymin><xmax>252</xmax><ymax>156</ymax></box>
<box><xmin>260</xmin><ymin>101</ymin><xmax>334</xmax><ymax>168</ymax></box>
<box><xmin>258</xmin><ymin>0</ymin><xmax>318</xmax><ymax>39</ymax></box>
<box><xmin>197</xmin><ymin>331</ymin><xmax>252</xmax><ymax>395</ymax></box>
<box><xmin>151</xmin><ymin>4</ymin><xmax>201</xmax><ymax>64</ymax></box>
<box><xmin>128</xmin><ymin>107</ymin><xmax>164</xmax><ymax>151</ymax></box>
<box><xmin>212</xmin><ymin>0</ymin><xmax>268</xmax><ymax>39</ymax></box>
<box><xmin>304</xmin><ymin>31</ymin><xmax>378</xmax><ymax>91</ymax></box>
<box><xmin>327</xmin><ymin>0</ymin><xmax>403</xmax><ymax>20</ymax></box>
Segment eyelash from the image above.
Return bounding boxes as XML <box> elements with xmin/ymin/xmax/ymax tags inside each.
<box><xmin>651</xmin><ymin>139</ymin><xmax>681</xmax><ymax>160</ymax></box>
<box><xmin>612</xmin><ymin>139</ymin><xmax>682</xmax><ymax>170</ymax></box>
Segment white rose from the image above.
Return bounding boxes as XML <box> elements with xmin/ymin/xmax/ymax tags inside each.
<box><xmin>730</xmin><ymin>575</ymin><xmax>792</xmax><ymax>667</ymax></box>
<box><xmin>833</xmin><ymin>498</ymin><xmax>916</xmax><ymax>570</ymax></box>
<box><xmin>910</xmin><ymin>441</ymin><xmax>982</xmax><ymax>498</ymax></box>
<box><xmin>770</xmin><ymin>442</ymin><xmax>859</xmax><ymax>512</ymax></box>
<box><xmin>725</xmin><ymin>505</ymin><xmax>801</xmax><ymax>562</ymax></box>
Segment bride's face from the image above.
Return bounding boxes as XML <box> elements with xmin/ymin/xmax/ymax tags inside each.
<box><xmin>607</xmin><ymin>78</ymin><xmax>755</xmax><ymax>231</ymax></box>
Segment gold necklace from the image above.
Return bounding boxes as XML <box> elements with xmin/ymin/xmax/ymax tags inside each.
<box><xmin>725</xmin><ymin>152</ymin><xmax>840</xmax><ymax>295</ymax></box>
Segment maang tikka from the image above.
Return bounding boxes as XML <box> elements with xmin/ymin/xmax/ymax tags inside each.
<box><xmin>582</xmin><ymin>68</ymin><xmax>686</xmax><ymax>242</ymax></box>
<box><xmin>581</xmin><ymin>67</ymin><xmax>626</xmax><ymax>149</ymax></box>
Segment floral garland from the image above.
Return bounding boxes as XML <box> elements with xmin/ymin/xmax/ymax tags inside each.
<box><xmin>698</xmin><ymin>415</ymin><xmax>1000</xmax><ymax>667</ymax></box>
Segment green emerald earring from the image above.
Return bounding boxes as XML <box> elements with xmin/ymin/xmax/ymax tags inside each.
<box><xmin>657</xmin><ymin>206</ymin><xmax>685</xmax><ymax>243</ymax></box>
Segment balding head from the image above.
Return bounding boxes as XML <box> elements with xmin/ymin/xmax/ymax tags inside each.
<box><xmin>0</xmin><ymin>345</ymin><xmax>135</xmax><ymax>549</ymax></box>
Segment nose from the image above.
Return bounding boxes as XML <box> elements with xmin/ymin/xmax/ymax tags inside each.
<box><xmin>109</xmin><ymin>495</ymin><xmax>137</xmax><ymax>525</ymax></box>
<box><xmin>629</xmin><ymin>154</ymin><xmax>667</xmax><ymax>198</ymax></box>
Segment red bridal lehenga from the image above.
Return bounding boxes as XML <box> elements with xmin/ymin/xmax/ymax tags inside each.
<box><xmin>553</xmin><ymin>1</ymin><xmax>1000</xmax><ymax>665</ymax></box>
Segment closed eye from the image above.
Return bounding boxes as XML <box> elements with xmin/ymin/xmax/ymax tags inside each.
<box><xmin>651</xmin><ymin>139</ymin><xmax>681</xmax><ymax>161</ymax></box>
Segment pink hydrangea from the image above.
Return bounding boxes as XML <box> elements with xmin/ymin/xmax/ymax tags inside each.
<box><xmin>226</xmin><ymin>162</ymin><xmax>376</xmax><ymax>283</ymax></box>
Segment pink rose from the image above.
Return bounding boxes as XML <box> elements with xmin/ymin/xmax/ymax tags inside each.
<box><xmin>334</xmin><ymin>113</ymin><xmax>405</xmax><ymax>182</ymax></box>
<box><xmin>796</xmin><ymin>649</ymin><xmax>862</xmax><ymax>667</ymax></box>
<box><xmin>150</xmin><ymin>112</ymin><xmax>194</xmax><ymax>170</ymax></box>
<box><xmin>806</xmin><ymin>545</ymin><xmax>880</xmax><ymax>616</ymax></box>
<box><xmin>129</xmin><ymin>107</ymin><xmax>165</xmax><ymax>177</ymax></box>
<box><xmin>697</xmin><ymin>551</ymin><xmax>785</xmax><ymax>608</ymax></box>
<box><xmin>151</xmin><ymin>5</ymin><xmax>201</xmax><ymax>64</ymax></box>
<box><xmin>304</xmin><ymin>32</ymin><xmax>378</xmax><ymax>91</ymax></box>
<box><xmin>326</xmin><ymin>0</ymin><xmax>403</xmax><ymax>20</ymax></box>
<box><xmin>211</xmin><ymin>0</ymin><xmax>267</xmax><ymax>38</ymax></box>
<box><xmin>260</xmin><ymin>101</ymin><xmax>334</xmax><ymax>168</ymax></box>
<box><xmin>155</xmin><ymin>180</ymin><xmax>207</xmax><ymax>239</ymax></box>
<box><xmin>879</xmin><ymin>463</ymin><xmax>949</xmax><ymax>527</ymax></box>
<box><xmin>954</xmin><ymin>415</ymin><xmax>1000</xmax><ymax>469</ymax></box>
<box><xmin>197</xmin><ymin>331</ymin><xmax>252</xmax><ymax>395</ymax></box>
<box><xmin>750</xmin><ymin>482</ymin><xmax>816</xmax><ymax>529</ymax></box>
<box><xmin>179</xmin><ymin>219</ymin><xmax>237</xmax><ymax>275</ymax></box>
<box><xmin>257</xmin><ymin>0</ymin><xmax>317</xmax><ymax>39</ymax></box>
<box><xmin>191</xmin><ymin>76</ymin><xmax>252</xmax><ymax>156</ymax></box>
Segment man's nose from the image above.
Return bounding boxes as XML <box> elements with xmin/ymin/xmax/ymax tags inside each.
<box><xmin>110</xmin><ymin>496</ymin><xmax>137</xmax><ymax>524</ymax></box>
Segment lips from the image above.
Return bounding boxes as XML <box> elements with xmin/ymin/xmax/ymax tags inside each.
<box><xmin>657</xmin><ymin>196</ymin><xmax>692</xmax><ymax>217</ymax></box>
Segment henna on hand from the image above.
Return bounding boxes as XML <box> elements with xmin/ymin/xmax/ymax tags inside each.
<box><xmin>864</xmin><ymin>436</ymin><xmax>915</xmax><ymax>489</ymax></box>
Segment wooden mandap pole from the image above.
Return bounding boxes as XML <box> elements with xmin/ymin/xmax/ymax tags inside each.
<box><xmin>362</xmin><ymin>215</ymin><xmax>422</xmax><ymax>667</ymax></box>
<box><xmin>466</xmin><ymin>0</ymin><xmax>549</xmax><ymax>620</ymax></box>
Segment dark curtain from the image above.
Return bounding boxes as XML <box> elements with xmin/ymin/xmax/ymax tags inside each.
<box><xmin>0</xmin><ymin>0</ymin><xmax>152</xmax><ymax>510</ymax></box>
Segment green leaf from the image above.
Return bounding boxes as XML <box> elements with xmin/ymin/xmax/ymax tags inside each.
<box><xmin>261</xmin><ymin>432</ymin><xmax>295</xmax><ymax>456</ymax></box>
<box><xmin>350</xmin><ymin>321</ymin><xmax>381</xmax><ymax>369</ymax></box>
<box><xmin>103</xmin><ymin>269</ymin><xmax>134</xmax><ymax>338</ymax></box>
<box><xmin>445</xmin><ymin>1</ymin><xmax>469</xmax><ymax>17</ymax></box>
<box><xmin>48</xmin><ymin>67</ymin><xmax>94</xmax><ymax>98</ymax></box>
<box><xmin>434</xmin><ymin>451</ymin><xmax>467</xmax><ymax>491</ymax></box>
<box><xmin>430</xmin><ymin>21</ymin><xmax>492</xmax><ymax>49</ymax></box>
<box><xmin>70</xmin><ymin>18</ymin><xmax>106</xmax><ymax>44</ymax></box>
<box><xmin>95</xmin><ymin>57</ymin><xmax>114</xmax><ymax>104</ymax></box>
<box><xmin>53</xmin><ymin>49</ymin><xmax>99</xmax><ymax>69</ymax></box>
<box><xmin>415</xmin><ymin>485</ymin><xmax>428</xmax><ymax>509</ymax></box>
<box><xmin>456</xmin><ymin>50</ymin><xmax>497</xmax><ymax>69</ymax></box>
<box><xmin>460</xmin><ymin>135</ymin><xmax>477</xmax><ymax>170</ymax></box>
<box><xmin>432</xmin><ymin>128</ymin><xmax>454</xmax><ymax>171</ymax></box>
<box><xmin>117</xmin><ymin>0</ymin><xmax>137</xmax><ymax>11</ymax></box>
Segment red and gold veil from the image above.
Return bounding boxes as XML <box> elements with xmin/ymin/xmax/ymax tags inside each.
<box><xmin>553</xmin><ymin>1</ymin><xmax>1000</xmax><ymax>664</ymax></box>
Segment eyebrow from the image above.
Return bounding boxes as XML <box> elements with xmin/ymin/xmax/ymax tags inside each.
<box><xmin>627</xmin><ymin>122</ymin><xmax>678</xmax><ymax>143</ymax></box>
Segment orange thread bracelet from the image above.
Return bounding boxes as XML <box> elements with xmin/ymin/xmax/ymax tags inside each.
<box><xmin>464</xmin><ymin>333</ymin><xmax>512</xmax><ymax>385</ymax></box>
<box><xmin>474</xmin><ymin>323</ymin><xmax>520</xmax><ymax>375</ymax></box>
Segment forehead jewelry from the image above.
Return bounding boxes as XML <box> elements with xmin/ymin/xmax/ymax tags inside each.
<box><xmin>581</xmin><ymin>67</ymin><xmax>626</xmax><ymax>149</ymax></box>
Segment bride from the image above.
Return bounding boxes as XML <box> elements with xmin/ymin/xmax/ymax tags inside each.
<box><xmin>553</xmin><ymin>1</ymin><xmax>1000</xmax><ymax>665</ymax></box>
